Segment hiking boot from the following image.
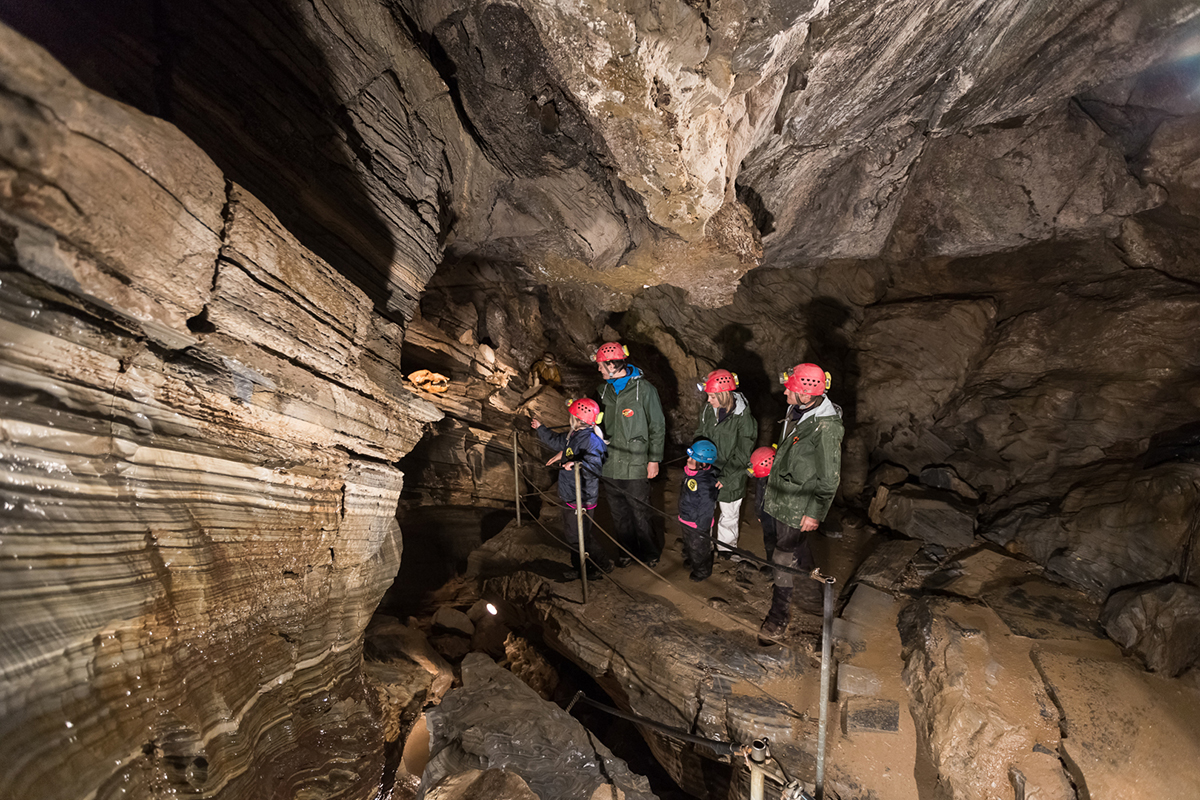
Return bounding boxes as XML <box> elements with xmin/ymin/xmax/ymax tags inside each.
<box><xmin>758</xmin><ymin>586</ymin><xmax>793</xmax><ymax>646</ymax></box>
<box><xmin>758</xmin><ymin>614</ymin><xmax>787</xmax><ymax>646</ymax></box>
<box><xmin>735</xmin><ymin>563</ymin><xmax>758</xmax><ymax>586</ymax></box>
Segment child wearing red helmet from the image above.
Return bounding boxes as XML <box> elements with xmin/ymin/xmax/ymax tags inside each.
<box><xmin>531</xmin><ymin>399</ymin><xmax>613</xmax><ymax>579</ymax></box>
<box><xmin>747</xmin><ymin>445</ymin><xmax>779</xmax><ymax>568</ymax></box>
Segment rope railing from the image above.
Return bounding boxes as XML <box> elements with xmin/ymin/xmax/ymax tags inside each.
<box><xmin>505</xmin><ymin>456</ymin><xmax>841</xmax><ymax>764</ymax></box>
<box><xmin>511</xmin><ymin>459</ymin><xmax>809</xmax><ymax>647</ymax></box>
<box><xmin>467</xmin><ymin>422</ymin><xmax>836</xmax><ymax>787</ymax></box>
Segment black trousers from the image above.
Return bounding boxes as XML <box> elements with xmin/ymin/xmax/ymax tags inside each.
<box><xmin>603</xmin><ymin>477</ymin><xmax>659</xmax><ymax>560</ymax></box>
<box><xmin>771</xmin><ymin>521</ymin><xmax>816</xmax><ymax>588</ymax></box>
<box><xmin>560</xmin><ymin>506</ymin><xmax>608</xmax><ymax>568</ymax></box>
<box><xmin>681</xmin><ymin>518</ymin><xmax>715</xmax><ymax>578</ymax></box>
<box><xmin>756</xmin><ymin>512</ymin><xmax>778</xmax><ymax>563</ymax></box>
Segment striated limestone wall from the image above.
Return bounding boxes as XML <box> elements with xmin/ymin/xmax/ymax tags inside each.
<box><xmin>0</xmin><ymin>25</ymin><xmax>440</xmax><ymax>800</ymax></box>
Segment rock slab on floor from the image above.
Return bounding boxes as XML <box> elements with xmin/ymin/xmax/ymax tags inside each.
<box><xmin>1033</xmin><ymin>648</ymin><xmax>1200</xmax><ymax>800</ymax></box>
<box><xmin>421</xmin><ymin>653</ymin><xmax>657</xmax><ymax>800</ymax></box>
<box><xmin>1101</xmin><ymin>581</ymin><xmax>1200</xmax><ymax>677</ymax></box>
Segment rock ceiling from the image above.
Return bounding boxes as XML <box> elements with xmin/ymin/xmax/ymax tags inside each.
<box><xmin>9</xmin><ymin>0</ymin><xmax>1200</xmax><ymax>309</ymax></box>
<box><xmin>4</xmin><ymin>1</ymin><xmax>1200</xmax><ymax>799</ymax></box>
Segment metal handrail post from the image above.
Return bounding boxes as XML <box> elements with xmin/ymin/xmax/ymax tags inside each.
<box><xmin>513</xmin><ymin>431</ymin><xmax>521</xmax><ymax>527</ymax></box>
<box><xmin>748</xmin><ymin>738</ymin><xmax>768</xmax><ymax>800</ymax></box>
<box><xmin>575</xmin><ymin>466</ymin><xmax>587</xmax><ymax>604</ymax></box>
<box><xmin>815</xmin><ymin>574</ymin><xmax>836</xmax><ymax>799</ymax></box>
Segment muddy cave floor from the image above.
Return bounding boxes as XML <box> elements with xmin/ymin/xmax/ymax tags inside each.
<box><xmin>389</xmin><ymin>466</ymin><xmax>1200</xmax><ymax>799</ymax></box>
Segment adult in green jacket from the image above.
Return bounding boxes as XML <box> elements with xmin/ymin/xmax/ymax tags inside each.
<box><xmin>595</xmin><ymin>341</ymin><xmax>667</xmax><ymax>566</ymax></box>
<box><xmin>693</xmin><ymin>369</ymin><xmax>757</xmax><ymax>559</ymax></box>
<box><xmin>760</xmin><ymin>362</ymin><xmax>844</xmax><ymax>644</ymax></box>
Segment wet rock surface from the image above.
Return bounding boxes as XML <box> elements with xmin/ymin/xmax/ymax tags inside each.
<box><xmin>1102</xmin><ymin>581</ymin><xmax>1200</xmax><ymax>677</ymax></box>
<box><xmin>423</xmin><ymin>653</ymin><xmax>657</xmax><ymax>800</ymax></box>
<box><xmin>473</xmin><ymin>517</ymin><xmax>1200</xmax><ymax>800</ymax></box>
<box><xmin>0</xmin><ymin>26</ymin><xmax>439</xmax><ymax>800</ymax></box>
<box><xmin>3</xmin><ymin>0</ymin><xmax>1200</xmax><ymax>798</ymax></box>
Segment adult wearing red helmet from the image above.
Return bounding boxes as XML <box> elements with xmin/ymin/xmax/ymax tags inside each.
<box><xmin>693</xmin><ymin>369</ymin><xmax>757</xmax><ymax>561</ymax></box>
<box><xmin>759</xmin><ymin>362</ymin><xmax>844</xmax><ymax>644</ymax></box>
<box><xmin>595</xmin><ymin>341</ymin><xmax>667</xmax><ymax>566</ymax></box>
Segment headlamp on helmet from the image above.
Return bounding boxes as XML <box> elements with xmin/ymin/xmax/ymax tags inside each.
<box><xmin>747</xmin><ymin>445</ymin><xmax>777</xmax><ymax>478</ymax></box>
<box><xmin>567</xmin><ymin>398</ymin><xmax>601</xmax><ymax>426</ymax></box>
<box><xmin>687</xmin><ymin>439</ymin><xmax>718</xmax><ymax>465</ymax></box>
<box><xmin>593</xmin><ymin>342</ymin><xmax>630</xmax><ymax>363</ymax></box>
<box><xmin>780</xmin><ymin>363</ymin><xmax>830</xmax><ymax>395</ymax></box>
<box><xmin>697</xmin><ymin>369</ymin><xmax>739</xmax><ymax>393</ymax></box>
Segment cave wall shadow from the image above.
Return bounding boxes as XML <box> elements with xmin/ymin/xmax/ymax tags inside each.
<box><xmin>714</xmin><ymin>322</ymin><xmax>783</xmax><ymax>446</ymax></box>
<box><xmin>802</xmin><ymin>296</ymin><xmax>859</xmax><ymax>430</ymax></box>
<box><xmin>1</xmin><ymin>0</ymin><xmax>398</xmax><ymax>317</ymax></box>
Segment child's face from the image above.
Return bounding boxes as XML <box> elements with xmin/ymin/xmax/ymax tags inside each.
<box><xmin>686</xmin><ymin>457</ymin><xmax>698</xmax><ymax>470</ymax></box>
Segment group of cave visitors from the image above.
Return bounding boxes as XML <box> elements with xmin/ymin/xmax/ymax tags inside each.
<box><xmin>530</xmin><ymin>342</ymin><xmax>843</xmax><ymax>643</ymax></box>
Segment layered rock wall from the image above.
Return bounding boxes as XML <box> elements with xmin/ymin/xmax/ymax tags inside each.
<box><xmin>0</xmin><ymin>26</ymin><xmax>439</xmax><ymax>799</ymax></box>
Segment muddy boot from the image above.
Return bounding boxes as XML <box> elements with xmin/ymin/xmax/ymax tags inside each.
<box><xmin>564</xmin><ymin>552</ymin><xmax>602</xmax><ymax>581</ymax></box>
<box><xmin>758</xmin><ymin>586</ymin><xmax>793</xmax><ymax>645</ymax></box>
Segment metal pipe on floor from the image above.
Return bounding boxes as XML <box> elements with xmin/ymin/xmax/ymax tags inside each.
<box><xmin>815</xmin><ymin>573</ymin><xmax>836</xmax><ymax>799</ymax></box>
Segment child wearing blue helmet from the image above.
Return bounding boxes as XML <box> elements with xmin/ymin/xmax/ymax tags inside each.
<box><xmin>678</xmin><ymin>439</ymin><xmax>722</xmax><ymax>582</ymax></box>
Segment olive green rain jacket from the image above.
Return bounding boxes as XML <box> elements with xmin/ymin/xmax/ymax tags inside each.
<box><xmin>597</xmin><ymin>366</ymin><xmax>666</xmax><ymax>480</ymax></box>
<box><xmin>693</xmin><ymin>391</ymin><xmax>757</xmax><ymax>503</ymax></box>
<box><xmin>763</xmin><ymin>396</ymin><xmax>844</xmax><ymax>528</ymax></box>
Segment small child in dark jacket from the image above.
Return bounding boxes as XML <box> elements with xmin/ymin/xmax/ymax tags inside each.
<box><xmin>679</xmin><ymin>439</ymin><xmax>722</xmax><ymax>582</ymax></box>
<box><xmin>749</xmin><ymin>446</ymin><xmax>778</xmax><ymax>570</ymax></box>
<box><xmin>532</xmin><ymin>399</ymin><xmax>613</xmax><ymax>579</ymax></box>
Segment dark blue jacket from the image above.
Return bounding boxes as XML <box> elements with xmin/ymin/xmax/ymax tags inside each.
<box><xmin>678</xmin><ymin>464</ymin><xmax>721</xmax><ymax>528</ymax></box>
<box><xmin>537</xmin><ymin>425</ymin><xmax>606</xmax><ymax>508</ymax></box>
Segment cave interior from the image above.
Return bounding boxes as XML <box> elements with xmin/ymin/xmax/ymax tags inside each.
<box><xmin>2</xmin><ymin>1</ymin><xmax>1200</xmax><ymax>799</ymax></box>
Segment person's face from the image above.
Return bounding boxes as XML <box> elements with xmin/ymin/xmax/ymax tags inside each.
<box><xmin>597</xmin><ymin>360</ymin><xmax>620</xmax><ymax>379</ymax></box>
<box><xmin>786</xmin><ymin>389</ymin><xmax>817</xmax><ymax>407</ymax></box>
<box><xmin>686</xmin><ymin>457</ymin><xmax>698</xmax><ymax>470</ymax></box>
<box><xmin>707</xmin><ymin>390</ymin><xmax>733</xmax><ymax>410</ymax></box>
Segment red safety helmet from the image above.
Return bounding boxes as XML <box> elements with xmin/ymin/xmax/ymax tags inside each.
<box><xmin>594</xmin><ymin>341</ymin><xmax>629</xmax><ymax>362</ymax></box>
<box><xmin>781</xmin><ymin>362</ymin><xmax>830</xmax><ymax>395</ymax></box>
<box><xmin>748</xmin><ymin>446</ymin><xmax>776</xmax><ymax>478</ymax></box>
<box><xmin>568</xmin><ymin>398</ymin><xmax>601</xmax><ymax>425</ymax></box>
<box><xmin>698</xmin><ymin>369</ymin><xmax>739</xmax><ymax>393</ymax></box>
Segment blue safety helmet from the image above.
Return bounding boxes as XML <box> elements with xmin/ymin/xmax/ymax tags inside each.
<box><xmin>687</xmin><ymin>439</ymin><xmax>718</xmax><ymax>465</ymax></box>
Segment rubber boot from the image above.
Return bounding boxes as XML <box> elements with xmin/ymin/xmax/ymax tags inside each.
<box><xmin>758</xmin><ymin>586</ymin><xmax>793</xmax><ymax>645</ymax></box>
<box><xmin>563</xmin><ymin>552</ymin><xmax>584</xmax><ymax>581</ymax></box>
<box><xmin>564</xmin><ymin>552</ymin><xmax>605</xmax><ymax>581</ymax></box>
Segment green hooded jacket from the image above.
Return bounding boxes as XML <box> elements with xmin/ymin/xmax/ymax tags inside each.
<box><xmin>693</xmin><ymin>391</ymin><xmax>757</xmax><ymax>503</ymax></box>
<box><xmin>763</xmin><ymin>396</ymin><xmax>844</xmax><ymax>527</ymax></box>
<box><xmin>598</xmin><ymin>365</ymin><xmax>666</xmax><ymax>480</ymax></box>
